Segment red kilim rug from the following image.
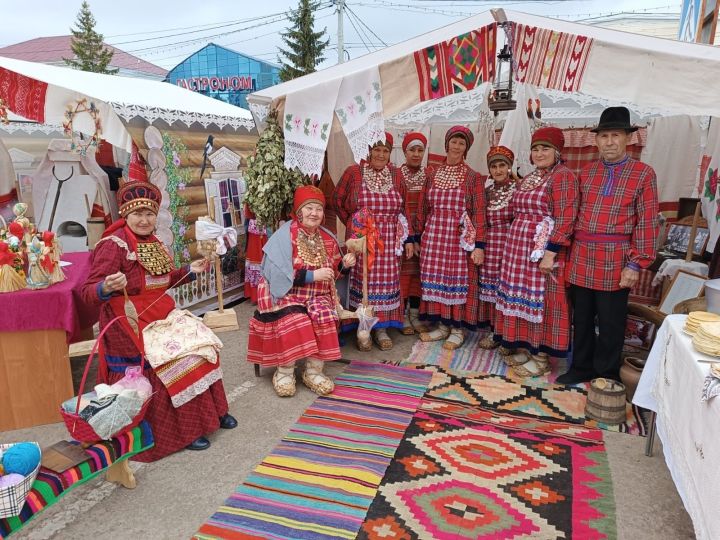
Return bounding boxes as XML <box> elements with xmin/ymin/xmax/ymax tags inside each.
<box><xmin>358</xmin><ymin>394</ymin><xmax>617</xmax><ymax>539</ymax></box>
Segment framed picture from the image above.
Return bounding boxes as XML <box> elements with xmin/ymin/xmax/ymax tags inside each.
<box><xmin>624</xmin><ymin>315</ymin><xmax>656</xmax><ymax>351</ymax></box>
<box><xmin>664</xmin><ymin>223</ymin><xmax>709</xmax><ymax>256</ymax></box>
<box><xmin>658</xmin><ymin>269</ymin><xmax>706</xmax><ymax>315</ymax></box>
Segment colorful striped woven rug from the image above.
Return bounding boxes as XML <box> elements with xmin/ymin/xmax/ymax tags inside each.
<box><xmin>194</xmin><ymin>361</ymin><xmax>432</xmax><ymax>540</ymax></box>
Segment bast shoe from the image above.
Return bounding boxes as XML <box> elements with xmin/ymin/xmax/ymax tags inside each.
<box><xmin>219</xmin><ymin>414</ymin><xmax>238</xmax><ymax>429</ymax></box>
<box><xmin>186</xmin><ymin>436</ymin><xmax>211</xmax><ymax>451</ymax></box>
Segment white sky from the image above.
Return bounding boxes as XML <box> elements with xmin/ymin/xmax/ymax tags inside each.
<box><xmin>0</xmin><ymin>1</ymin><xmax>681</xmax><ymax>70</ymax></box>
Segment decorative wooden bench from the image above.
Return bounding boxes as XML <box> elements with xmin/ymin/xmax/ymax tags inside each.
<box><xmin>0</xmin><ymin>422</ymin><xmax>153</xmax><ymax>538</ymax></box>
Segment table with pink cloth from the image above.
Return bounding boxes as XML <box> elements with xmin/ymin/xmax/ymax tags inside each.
<box><xmin>0</xmin><ymin>251</ymin><xmax>97</xmax><ymax>341</ymax></box>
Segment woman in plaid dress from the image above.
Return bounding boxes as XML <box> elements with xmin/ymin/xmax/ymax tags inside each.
<box><xmin>494</xmin><ymin>127</ymin><xmax>579</xmax><ymax>377</ymax></box>
<box><xmin>248</xmin><ymin>186</ymin><xmax>356</xmax><ymax>397</ymax></box>
<box><xmin>415</xmin><ymin>126</ymin><xmax>487</xmax><ymax>351</ymax></box>
<box><xmin>399</xmin><ymin>132</ymin><xmax>430</xmax><ymax>335</ymax></box>
<box><xmin>332</xmin><ymin>134</ymin><xmax>408</xmax><ymax>351</ymax></box>
<box><xmin>478</xmin><ymin>146</ymin><xmax>516</xmax><ymax>348</ymax></box>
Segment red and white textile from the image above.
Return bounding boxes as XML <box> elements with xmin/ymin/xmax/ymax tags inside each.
<box><xmin>494</xmin><ymin>163</ymin><xmax>578</xmax><ymax>357</ymax></box>
<box><xmin>400</xmin><ymin>164</ymin><xmax>427</xmax><ymax>300</ymax></box>
<box><xmin>511</xmin><ymin>23</ymin><xmax>593</xmax><ymax>93</ymax></box>
<box><xmin>0</xmin><ymin>66</ymin><xmax>47</xmax><ymax>122</ymax></box>
<box><xmin>334</xmin><ymin>67</ymin><xmax>385</xmax><ymax>165</ymax></box>
<box><xmin>700</xmin><ymin>119</ymin><xmax>720</xmax><ymax>252</ymax></box>
<box><xmin>247</xmin><ymin>222</ymin><xmax>342</xmax><ymax>367</ymax></box>
<box><xmin>348</xmin><ymin>178</ymin><xmax>404</xmax><ymax>324</ymax></box>
<box><xmin>478</xmin><ymin>183</ymin><xmax>515</xmax><ymax>328</ymax></box>
<box><xmin>417</xmin><ymin>162</ymin><xmax>485</xmax><ymax>327</ymax></box>
<box><xmin>414</xmin><ymin>23</ymin><xmax>496</xmax><ymax>102</ymax></box>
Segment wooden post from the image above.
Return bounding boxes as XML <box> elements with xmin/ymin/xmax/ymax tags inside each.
<box><xmin>362</xmin><ymin>238</ymin><xmax>369</xmax><ymax>307</ymax></box>
<box><xmin>208</xmin><ymin>196</ymin><xmax>225</xmax><ymax>313</ymax></box>
<box><xmin>686</xmin><ymin>202</ymin><xmax>702</xmax><ymax>263</ymax></box>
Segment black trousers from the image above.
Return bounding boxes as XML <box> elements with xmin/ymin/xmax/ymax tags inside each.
<box><xmin>569</xmin><ymin>285</ymin><xmax>630</xmax><ymax>380</ymax></box>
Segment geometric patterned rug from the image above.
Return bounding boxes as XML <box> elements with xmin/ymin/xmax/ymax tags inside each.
<box><xmin>358</xmin><ymin>395</ymin><xmax>617</xmax><ymax>539</ymax></box>
<box><xmin>193</xmin><ymin>362</ymin><xmax>433</xmax><ymax>540</ymax></box>
<box><xmin>396</xmin><ymin>335</ymin><xmax>647</xmax><ymax>436</ymax></box>
<box><xmin>422</xmin><ymin>366</ymin><xmax>647</xmax><ymax>436</ymax></box>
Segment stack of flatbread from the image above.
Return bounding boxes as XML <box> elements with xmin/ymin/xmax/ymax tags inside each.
<box><xmin>692</xmin><ymin>321</ymin><xmax>720</xmax><ymax>357</ymax></box>
<box><xmin>684</xmin><ymin>311</ymin><xmax>720</xmax><ymax>335</ymax></box>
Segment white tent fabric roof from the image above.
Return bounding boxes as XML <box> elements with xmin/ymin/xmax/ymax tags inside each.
<box><xmin>0</xmin><ymin>56</ymin><xmax>254</xmax><ymax>151</ymax></box>
<box><xmin>250</xmin><ymin>8</ymin><xmax>720</xmax><ymax>119</ymax></box>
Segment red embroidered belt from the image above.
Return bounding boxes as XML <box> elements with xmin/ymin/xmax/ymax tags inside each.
<box><xmin>574</xmin><ymin>231</ymin><xmax>631</xmax><ymax>243</ymax></box>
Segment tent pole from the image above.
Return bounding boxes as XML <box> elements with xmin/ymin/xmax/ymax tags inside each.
<box><xmin>337</xmin><ymin>0</ymin><xmax>346</xmax><ymax>64</ymax></box>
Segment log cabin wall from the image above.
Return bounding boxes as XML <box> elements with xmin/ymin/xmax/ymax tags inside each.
<box><xmin>125</xmin><ymin>122</ymin><xmax>257</xmax><ymax>260</ymax></box>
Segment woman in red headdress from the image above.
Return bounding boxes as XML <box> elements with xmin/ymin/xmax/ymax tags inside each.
<box><xmin>399</xmin><ymin>132</ymin><xmax>430</xmax><ymax>335</ymax></box>
<box><xmin>248</xmin><ymin>185</ymin><xmax>356</xmax><ymax>397</ymax></box>
<box><xmin>81</xmin><ymin>181</ymin><xmax>236</xmax><ymax>460</ymax></box>
<box><xmin>478</xmin><ymin>146</ymin><xmax>516</xmax><ymax>348</ymax></box>
<box><xmin>415</xmin><ymin>125</ymin><xmax>486</xmax><ymax>351</ymax></box>
<box><xmin>332</xmin><ymin>133</ymin><xmax>408</xmax><ymax>351</ymax></box>
<box><xmin>494</xmin><ymin>127</ymin><xmax>579</xmax><ymax>377</ymax></box>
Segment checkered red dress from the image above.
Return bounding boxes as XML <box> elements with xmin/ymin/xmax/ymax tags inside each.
<box><xmin>417</xmin><ymin>162</ymin><xmax>486</xmax><ymax>328</ymax></box>
<box><xmin>478</xmin><ymin>182</ymin><xmax>515</xmax><ymax>330</ymax></box>
<box><xmin>333</xmin><ymin>164</ymin><xmax>406</xmax><ymax>330</ymax></box>
<box><xmin>494</xmin><ymin>163</ymin><xmax>578</xmax><ymax>357</ymax></box>
<box><xmin>400</xmin><ymin>164</ymin><xmax>426</xmax><ymax>300</ymax></box>
<box><xmin>567</xmin><ymin>158</ymin><xmax>659</xmax><ymax>291</ymax></box>
<box><xmin>247</xmin><ymin>222</ymin><xmax>342</xmax><ymax>367</ymax></box>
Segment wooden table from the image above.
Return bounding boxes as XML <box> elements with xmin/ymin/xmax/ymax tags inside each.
<box><xmin>0</xmin><ymin>252</ymin><xmax>97</xmax><ymax>431</ymax></box>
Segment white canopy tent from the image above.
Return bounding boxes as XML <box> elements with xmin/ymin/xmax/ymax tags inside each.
<box><xmin>248</xmin><ymin>8</ymin><xmax>720</xmax><ymax>183</ymax></box>
<box><xmin>0</xmin><ymin>55</ymin><xmax>255</xmax><ymax>154</ymax></box>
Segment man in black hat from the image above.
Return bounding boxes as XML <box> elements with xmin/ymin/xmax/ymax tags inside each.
<box><xmin>558</xmin><ymin>106</ymin><xmax>659</xmax><ymax>385</ymax></box>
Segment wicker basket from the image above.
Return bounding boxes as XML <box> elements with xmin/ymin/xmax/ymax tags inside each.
<box><xmin>60</xmin><ymin>315</ymin><xmax>151</xmax><ymax>443</ymax></box>
<box><xmin>0</xmin><ymin>442</ymin><xmax>41</xmax><ymax>518</ymax></box>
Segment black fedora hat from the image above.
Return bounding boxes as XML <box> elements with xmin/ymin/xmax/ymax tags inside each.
<box><xmin>591</xmin><ymin>106</ymin><xmax>638</xmax><ymax>133</ymax></box>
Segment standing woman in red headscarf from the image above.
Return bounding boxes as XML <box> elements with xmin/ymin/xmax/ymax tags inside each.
<box><xmin>81</xmin><ymin>181</ymin><xmax>236</xmax><ymax>460</ymax></box>
<box><xmin>332</xmin><ymin>134</ymin><xmax>408</xmax><ymax>351</ymax></box>
<box><xmin>415</xmin><ymin>125</ymin><xmax>487</xmax><ymax>350</ymax></box>
<box><xmin>399</xmin><ymin>132</ymin><xmax>430</xmax><ymax>335</ymax></box>
<box><xmin>494</xmin><ymin>127</ymin><xmax>579</xmax><ymax>377</ymax></box>
<box><xmin>478</xmin><ymin>146</ymin><xmax>517</xmax><ymax>348</ymax></box>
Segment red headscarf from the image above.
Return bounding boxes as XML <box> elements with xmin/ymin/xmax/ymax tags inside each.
<box><xmin>293</xmin><ymin>185</ymin><xmax>325</xmax><ymax>216</ymax></box>
<box><xmin>531</xmin><ymin>127</ymin><xmax>565</xmax><ymax>153</ymax></box>
<box><xmin>402</xmin><ymin>132</ymin><xmax>427</xmax><ymax>152</ymax></box>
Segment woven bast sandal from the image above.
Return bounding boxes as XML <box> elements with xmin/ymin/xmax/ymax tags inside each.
<box><xmin>373</xmin><ymin>328</ymin><xmax>393</xmax><ymax>350</ymax></box>
<box><xmin>478</xmin><ymin>334</ymin><xmax>499</xmax><ymax>349</ymax></box>
<box><xmin>442</xmin><ymin>328</ymin><xmax>465</xmax><ymax>351</ymax></box>
<box><xmin>512</xmin><ymin>355</ymin><xmax>551</xmax><ymax>378</ymax></box>
<box><xmin>419</xmin><ymin>324</ymin><xmax>450</xmax><ymax>342</ymax></box>
<box><xmin>409</xmin><ymin>309</ymin><xmax>429</xmax><ymax>334</ymax></box>
<box><xmin>302</xmin><ymin>359</ymin><xmax>334</xmax><ymax>395</ymax></box>
<box><xmin>503</xmin><ymin>351</ymin><xmax>531</xmax><ymax>367</ymax></box>
<box><xmin>272</xmin><ymin>365</ymin><xmax>296</xmax><ymax>397</ymax></box>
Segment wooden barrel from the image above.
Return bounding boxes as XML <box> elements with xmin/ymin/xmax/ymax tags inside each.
<box><xmin>584</xmin><ymin>378</ymin><xmax>627</xmax><ymax>425</ymax></box>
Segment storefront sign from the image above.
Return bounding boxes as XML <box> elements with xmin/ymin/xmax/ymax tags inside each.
<box><xmin>176</xmin><ymin>76</ymin><xmax>255</xmax><ymax>92</ymax></box>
